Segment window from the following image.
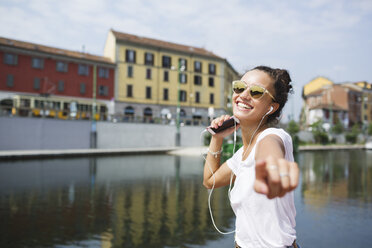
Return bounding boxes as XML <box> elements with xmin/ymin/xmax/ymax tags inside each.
<box><xmin>194</xmin><ymin>61</ymin><xmax>202</xmax><ymax>72</ymax></box>
<box><xmin>6</xmin><ymin>74</ymin><xmax>14</xmax><ymax>87</ymax></box>
<box><xmin>33</xmin><ymin>78</ymin><xmax>41</xmax><ymax>90</ymax></box>
<box><xmin>164</xmin><ymin>71</ymin><xmax>169</xmax><ymax>82</ymax></box>
<box><xmin>162</xmin><ymin>56</ymin><xmax>171</xmax><ymax>68</ymax></box>
<box><xmin>180</xmin><ymin>90</ymin><xmax>187</xmax><ymax>102</ymax></box>
<box><xmin>179</xmin><ymin>73</ymin><xmax>187</xmax><ymax>84</ymax></box>
<box><xmin>146</xmin><ymin>68</ymin><xmax>152</xmax><ymax>79</ymax></box>
<box><xmin>144</xmin><ymin>107</ymin><xmax>152</xmax><ymax>117</ymax></box>
<box><xmin>32</xmin><ymin>58</ymin><xmax>44</xmax><ymax>69</ymax></box>
<box><xmin>145</xmin><ymin>52</ymin><xmax>154</xmax><ymax>66</ymax></box>
<box><xmin>126</xmin><ymin>49</ymin><xmax>136</xmax><ymax>63</ymax></box>
<box><xmin>56</xmin><ymin>61</ymin><xmax>68</xmax><ymax>72</ymax></box>
<box><xmin>78</xmin><ymin>64</ymin><xmax>89</xmax><ymax>76</ymax></box>
<box><xmin>58</xmin><ymin>80</ymin><xmax>64</xmax><ymax>92</ymax></box>
<box><xmin>99</xmin><ymin>85</ymin><xmax>109</xmax><ymax>96</ymax></box>
<box><xmin>4</xmin><ymin>53</ymin><xmax>18</xmax><ymax>65</ymax></box>
<box><xmin>179</xmin><ymin>58</ymin><xmax>187</xmax><ymax>71</ymax></box>
<box><xmin>146</xmin><ymin>86</ymin><xmax>152</xmax><ymax>99</ymax></box>
<box><xmin>195</xmin><ymin>91</ymin><xmax>200</xmax><ymax>103</ymax></box>
<box><xmin>209</xmin><ymin>77</ymin><xmax>214</xmax><ymax>87</ymax></box>
<box><xmin>163</xmin><ymin>88</ymin><xmax>169</xmax><ymax>101</ymax></box>
<box><xmin>125</xmin><ymin>106</ymin><xmax>135</xmax><ymax>116</ymax></box>
<box><xmin>210</xmin><ymin>93</ymin><xmax>214</xmax><ymax>104</ymax></box>
<box><xmin>127</xmin><ymin>65</ymin><xmax>133</xmax><ymax>77</ymax></box>
<box><xmin>194</xmin><ymin>75</ymin><xmax>202</xmax><ymax>85</ymax></box>
<box><xmin>208</xmin><ymin>63</ymin><xmax>216</xmax><ymax>75</ymax></box>
<box><xmin>98</xmin><ymin>67</ymin><xmax>109</xmax><ymax>78</ymax></box>
<box><xmin>80</xmin><ymin>83</ymin><xmax>86</xmax><ymax>94</ymax></box>
<box><xmin>127</xmin><ymin>85</ymin><xmax>133</xmax><ymax>97</ymax></box>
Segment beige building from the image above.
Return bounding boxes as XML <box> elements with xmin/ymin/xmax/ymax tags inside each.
<box><xmin>104</xmin><ymin>29</ymin><xmax>239</xmax><ymax>124</ymax></box>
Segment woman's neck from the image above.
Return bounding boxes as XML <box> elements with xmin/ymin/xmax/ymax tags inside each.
<box><xmin>240</xmin><ymin>121</ymin><xmax>268</xmax><ymax>149</ymax></box>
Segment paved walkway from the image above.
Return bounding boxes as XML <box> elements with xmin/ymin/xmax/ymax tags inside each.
<box><xmin>0</xmin><ymin>147</ymin><xmax>179</xmax><ymax>160</ymax></box>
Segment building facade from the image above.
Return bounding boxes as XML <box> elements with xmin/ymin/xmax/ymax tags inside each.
<box><xmin>354</xmin><ymin>81</ymin><xmax>372</xmax><ymax>125</ymax></box>
<box><xmin>0</xmin><ymin>37</ymin><xmax>115</xmax><ymax>117</ymax></box>
<box><xmin>104</xmin><ymin>29</ymin><xmax>239</xmax><ymax>124</ymax></box>
<box><xmin>301</xmin><ymin>76</ymin><xmax>365</xmax><ymax>129</ymax></box>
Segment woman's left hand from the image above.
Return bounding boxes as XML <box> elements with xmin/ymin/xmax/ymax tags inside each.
<box><xmin>254</xmin><ymin>156</ymin><xmax>299</xmax><ymax>199</ymax></box>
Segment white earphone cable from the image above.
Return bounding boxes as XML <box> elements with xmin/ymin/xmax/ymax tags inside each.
<box><xmin>201</xmin><ymin>110</ymin><xmax>270</xmax><ymax>235</ymax></box>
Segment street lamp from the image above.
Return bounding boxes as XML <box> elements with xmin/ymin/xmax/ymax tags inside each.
<box><xmin>90</xmin><ymin>65</ymin><xmax>97</xmax><ymax>148</ymax></box>
<box><xmin>173</xmin><ymin>61</ymin><xmax>185</xmax><ymax>146</ymax></box>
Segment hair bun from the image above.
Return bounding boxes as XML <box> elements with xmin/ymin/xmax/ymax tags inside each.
<box><xmin>276</xmin><ymin>69</ymin><xmax>293</xmax><ymax>93</ymax></box>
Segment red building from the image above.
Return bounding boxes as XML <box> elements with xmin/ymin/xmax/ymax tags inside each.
<box><xmin>0</xmin><ymin>36</ymin><xmax>115</xmax><ymax>118</ymax></box>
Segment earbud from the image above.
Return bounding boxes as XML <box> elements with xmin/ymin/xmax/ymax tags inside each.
<box><xmin>265</xmin><ymin>106</ymin><xmax>274</xmax><ymax>115</ymax></box>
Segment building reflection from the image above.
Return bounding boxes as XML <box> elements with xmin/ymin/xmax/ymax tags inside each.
<box><xmin>0</xmin><ymin>155</ymin><xmax>234</xmax><ymax>247</ymax></box>
<box><xmin>298</xmin><ymin>150</ymin><xmax>372</xmax><ymax>208</ymax></box>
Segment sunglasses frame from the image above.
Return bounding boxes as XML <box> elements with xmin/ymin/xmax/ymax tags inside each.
<box><xmin>232</xmin><ymin>80</ymin><xmax>276</xmax><ymax>101</ymax></box>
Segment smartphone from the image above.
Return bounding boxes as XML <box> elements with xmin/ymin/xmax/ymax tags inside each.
<box><xmin>206</xmin><ymin>116</ymin><xmax>240</xmax><ymax>135</ymax></box>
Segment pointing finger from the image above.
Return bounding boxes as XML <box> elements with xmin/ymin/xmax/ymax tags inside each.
<box><xmin>254</xmin><ymin>159</ymin><xmax>269</xmax><ymax>195</ymax></box>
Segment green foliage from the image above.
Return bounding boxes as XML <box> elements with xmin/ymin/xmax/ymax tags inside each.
<box><xmin>368</xmin><ymin>122</ymin><xmax>372</xmax><ymax>136</ymax></box>
<box><xmin>287</xmin><ymin>120</ymin><xmax>300</xmax><ymax>137</ymax></box>
<box><xmin>203</xmin><ymin>131</ymin><xmax>212</xmax><ymax>146</ymax></box>
<box><xmin>332</xmin><ymin>120</ymin><xmax>344</xmax><ymax>134</ymax></box>
<box><xmin>345</xmin><ymin>123</ymin><xmax>361</xmax><ymax>143</ymax></box>
<box><xmin>310</xmin><ymin>120</ymin><xmax>329</xmax><ymax>144</ymax></box>
<box><xmin>286</xmin><ymin>120</ymin><xmax>300</xmax><ymax>152</ymax></box>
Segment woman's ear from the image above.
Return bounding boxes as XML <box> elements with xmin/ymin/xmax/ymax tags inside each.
<box><xmin>271</xmin><ymin>102</ymin><xmax>280</xmax><ymax>114</ymax></box>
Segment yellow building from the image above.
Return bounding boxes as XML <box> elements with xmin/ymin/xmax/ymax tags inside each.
<box><xmin>302</xmin><ymin>76</ymin><xmax>334</xmax><ymax>97</ymax></box>
<box><xmin>104</xmin><ymin>29</ymin><xmax>239</xmax><ymax>124</ymax></box>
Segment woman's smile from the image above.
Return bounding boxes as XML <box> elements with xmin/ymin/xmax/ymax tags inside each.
<box><xmin>235</xmin><ymin>100</ymin><xmax>253</xmax><ymax>111</ymax></box>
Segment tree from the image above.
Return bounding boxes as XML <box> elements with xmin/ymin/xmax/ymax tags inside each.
<box><xmin>368</xmin><ymin>122</ymin><xmax>372</xmax><ymax>136</ymax></box>
<box><xmin>331</xmin><ymin>116</ymin><xmax>344</xmax><ymax>134</ymax></box>
<box><xmin>346</xmin><ymin>123</ymin><xmax>360</xmax><ymax>143</ymax></box>
<box><xmin>310</xmin><ymin>120</ymin><xmax>329</xmax><ymax>144</ymax></box>
<box><xmin>287</xmin><ymin>120</ymin><xmax>300</xmax><ymax>152</ymax></box>
<box><xmin>287</xmin><ymin>120</ymin><xmax>300</xmax><ymax>137</ymax></box>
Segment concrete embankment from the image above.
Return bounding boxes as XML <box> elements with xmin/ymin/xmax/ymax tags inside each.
<box><xmin>298</xmin><ymin>144</ymin><xmax>366</xmax><ymax>151</ymax></box>
<box><xmin>0</xmin><ymin>144</ymin><xmax>369</xmax><ymax>160</ymax></box>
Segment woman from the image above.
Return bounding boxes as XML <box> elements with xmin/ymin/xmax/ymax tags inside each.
<box><xmin>203</xmin><ymin>66</ymin><xmax>300</xmax><ymax>248</ymax></box>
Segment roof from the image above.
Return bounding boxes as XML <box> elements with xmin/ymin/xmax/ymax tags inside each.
<box><xmin>309</xmin><ymin>103</ymin><xmax>347</xmax><ymax>111</ymax></box>
<box><xmin>111</xmin><ymin>29</ymin><xmax>224</xmax><ymax>60</ymax></box>
<box><xmin>303</xmin><ymin>76</ymin><xmax>334</xmax><ymax>97</ymax></box>
<box><xmin>0</xmin><ymin>36</ymin><xmax>115</xmax><ymax>65</ymax></box>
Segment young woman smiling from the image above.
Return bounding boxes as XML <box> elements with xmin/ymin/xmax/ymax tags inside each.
<box><xmin>203</xmin><ymin>66</ymin><xmax>300</xmax><ymax>248</ymax></box>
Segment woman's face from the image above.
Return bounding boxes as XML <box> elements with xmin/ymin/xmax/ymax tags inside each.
<box><xmin>232</xmin><ymin>69</ymin><xmax>276</xmax><ymax>124</ymax></box>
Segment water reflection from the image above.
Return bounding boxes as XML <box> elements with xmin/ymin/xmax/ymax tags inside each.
<box><xmin>0</xmin><ymin>155</ymin><xmax>234</xmax><ymax>247</ymax></box>
<box><xmin>295</xmin><ymin>150</ymin><xmax>372</xmax><ymax>248</ymax></box>
<box><xmin>298</xmin><ymin>150</ymin><xmax>372</xmax><ymax>205</ymax></box>
<box><xmin>1</xmin><ymin>150</ymin><xmax>372</xmax><ymax>247</ymax></box>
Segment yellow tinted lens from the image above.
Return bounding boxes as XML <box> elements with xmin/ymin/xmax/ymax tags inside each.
<box><xmin>250</xmin><ymin>85</ymin><xmax>265</xmax><ymax>99</ymax></box>
<box><xmin>232</xmin><ymin>81</ymin><xmax>246</xmax><ymax>94</ymax></box>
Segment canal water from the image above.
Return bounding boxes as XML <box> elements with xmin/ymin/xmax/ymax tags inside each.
<box><xmin>0</xmin><ymin>150</ymin><xmax>372</xmax><ymax>247</ymax></box>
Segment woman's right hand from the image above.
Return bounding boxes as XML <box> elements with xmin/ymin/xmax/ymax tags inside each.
<box><xmin>209</xmin><ymin>115</ymin><xmax>240</xmax><ymax>140</ymax></box>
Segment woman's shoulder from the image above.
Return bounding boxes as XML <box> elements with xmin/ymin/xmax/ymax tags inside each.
<box><xmin>259</xmin><ymin>127</ymin><xmax>290</xmax><ymax>140</ymax></box>
<box><xmin>257</xmin><ymin>128</ymin><xmax>292</xmax><ymax>148</ymax></box>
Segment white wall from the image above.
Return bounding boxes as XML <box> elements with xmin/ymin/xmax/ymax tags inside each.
<box><xmin>0</xmin><ymin>117</ymin><xmax>205</xmax><ymax>150</ymax></box>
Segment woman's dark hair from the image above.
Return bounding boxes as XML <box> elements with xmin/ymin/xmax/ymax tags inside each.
<box><xmin>251</xmin><ymin>65</ymin><xmax>293</xmax><ymax>124</ymax></box>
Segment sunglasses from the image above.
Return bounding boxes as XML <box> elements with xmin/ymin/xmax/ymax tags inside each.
<box><xmin>232</xmin><ymin>80</ymin><xmax>276</xmax><ymax>101</ymax></box>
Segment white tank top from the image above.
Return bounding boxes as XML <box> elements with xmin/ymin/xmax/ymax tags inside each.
<box><xmin>227</xmin><ymin>128</ymin><xmax>296</xmax><ymax>248</ymax></box>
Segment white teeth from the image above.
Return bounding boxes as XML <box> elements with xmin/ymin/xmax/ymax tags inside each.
<box><xmin>237</xmin><ymin>102</ymin><xmax>252</xmax><ymax>109</ymax></box>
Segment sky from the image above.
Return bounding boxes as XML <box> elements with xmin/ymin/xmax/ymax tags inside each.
<box><xmin>1</xmin><ymin>0</ymin><xmax>372</xmax><ymax>121</ymax></box>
